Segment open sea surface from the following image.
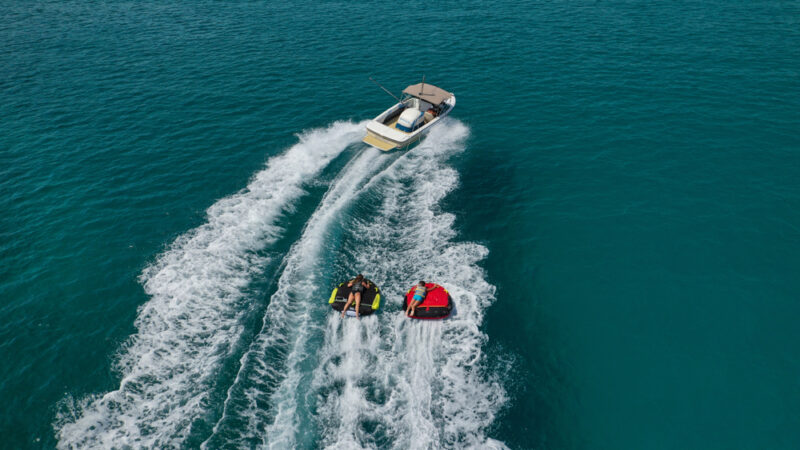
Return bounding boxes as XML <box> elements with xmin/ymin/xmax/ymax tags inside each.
<box><xmin>2</xmin><ymin>1</ymin><xmax>799</xmax><ymax>448</ymax></box>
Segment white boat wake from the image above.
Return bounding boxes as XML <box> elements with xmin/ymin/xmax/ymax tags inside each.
<box><xmin>55</xmin><ymin>121</ymin><xmax>365</xmax><ymax>449</ymax></box>
<box><xmin>202</xmin><ymin>141</ymin><xmax>395</xmax><ymax>449</ymax></box>
<box><xmin>55</xmin><ymin>119</ymin><xmax>508</xmax><ymax>449</ymax></box>
<box><xmin>310</xmin><ymin>121</ymin><xmax>508</xmax><ymax>449</ymax></box>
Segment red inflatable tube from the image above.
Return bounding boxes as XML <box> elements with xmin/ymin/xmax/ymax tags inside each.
<box><xmin>403</xmin><ymin>283</ymin><xmax>453</xmax><ymax>319</ymax></box>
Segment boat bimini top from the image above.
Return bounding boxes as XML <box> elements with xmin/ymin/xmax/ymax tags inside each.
<box><xmin>401</xmin><ymin>83</ymin><xmax>453</xmax><ymax>106</ymax></box>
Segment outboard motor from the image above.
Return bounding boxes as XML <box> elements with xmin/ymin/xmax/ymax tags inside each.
<box><xmin>396</xmin><ymin>108</ymin><xmax>424</xmax><ymax>132</ymax></box>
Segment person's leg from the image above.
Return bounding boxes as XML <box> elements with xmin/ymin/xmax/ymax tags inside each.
<box><xmin>406</xmin><ymin>297</ymin><xmax>416</xmax><ymax>316</ymax></box>
<box><xmin>341</xmin><ymin>292</ymin><xmax>355</xmax><ymax>318</ymax></box>
<box><xmin>354</xmin><ymin>292</ymin><xmax>362</xmax><ymax>318</ymax></box>
<box><xmin>410</xmin><ymin>300</ymin><xmax>421</xmax><ymax>317</ymax></box>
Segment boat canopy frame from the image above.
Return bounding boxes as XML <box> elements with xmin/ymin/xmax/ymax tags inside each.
<box><xmin>402</xmin><ymin>82</ymin><xmax>453</xmax><ymax>106</ymax></box>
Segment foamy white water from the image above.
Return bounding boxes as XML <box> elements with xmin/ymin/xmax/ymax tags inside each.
<box><xmin>311</xmin><ymin>121</ymin><xmax>509</xmax><ymax>449</ymax></box>
<box><xmin>55</xmin><ymin>122</ymin><xmax>365</xmax><ymax>448</ymax></box>
<box><xmin>203</xmin><ymin>146</ymin><xmax>393</xmax><ymax>448</ymax></box>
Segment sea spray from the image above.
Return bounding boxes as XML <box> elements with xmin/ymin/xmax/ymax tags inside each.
<box><xmin>311</xmin><ymin>121</ymin><xmax>508</xmax><ymax>449</ymax></box>
<box><xmin>55</xmin><ymin>121</ymin><xmax>365</xmax><ymax>448</ymax></box>
<box><xmin>203</xmin><ymin>146</ymin><xmax>394</xmax><ymax>448</ymax></box>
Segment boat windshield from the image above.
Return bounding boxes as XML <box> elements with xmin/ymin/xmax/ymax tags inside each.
<box><xmin>401</xmin><ymin>94</ymin><xmax>418</xmax><ymax>108</ymax></box>
<box><xmin>401</xmin><ymin>94</ymin><xmax>433</xmax><ymax>112</ymax></box>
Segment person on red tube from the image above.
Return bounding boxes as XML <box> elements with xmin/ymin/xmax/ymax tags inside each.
<box><xmin>406</xmin><ymin>280</ymin><xmax>439</xmax><ymax>317</ymax></box>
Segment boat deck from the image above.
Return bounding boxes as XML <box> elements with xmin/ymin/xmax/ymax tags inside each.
<box><xmin>363</xmin><ymin>131</ymin><xmax>397</xmax><ymax>151</ymax></box>
<box><xmin>363</xmin><ymin>114</ymin><xmax>431</xmax><ymax>151</ymax></box>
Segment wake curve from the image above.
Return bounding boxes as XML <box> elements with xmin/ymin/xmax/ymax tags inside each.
<box><xmin>311</xmin><ymin>121</ymin><xmax>509</xmax><ymax>449</ymax></box>
<box><xmin>203</xmin><ymin>144</ymin><xmax>394</xmax><ymax>449</ymax></box>
<box><xmin>55</xmin><ymin>119</ymin><xmax>508</xmax><ymax>449</ymax></box>
<box><xmin>55</xmin><ymin>121</ymin><xmax>365</xmax><ymax>448</ymax></box>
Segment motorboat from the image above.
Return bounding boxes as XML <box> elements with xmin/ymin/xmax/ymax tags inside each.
<box><xmin>363</xmin><ymin>81</ymin><xmax>456</xmax><ymax>151</ymax></box>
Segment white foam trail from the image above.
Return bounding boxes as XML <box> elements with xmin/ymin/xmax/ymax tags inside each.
<box><xmin>313</xmin><ymin>314</ymin><xmax>384</xmax><ymax>449</ymax></box>
<box><xmin>311</xmin><ymin>121</ymin><xmax>508</xmax><ymax>449</ymax></box>
<box><xmin>203</xmin><ymin>146</ymin><xmax>392</xmax><ymax>449</ymax></box>
<box><xmin>55</xmin><ymin>121</ymin><xmax>365</xmax><ymax>449</ymax></box>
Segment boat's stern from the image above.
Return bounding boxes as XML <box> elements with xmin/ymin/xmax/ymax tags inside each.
<box><xmin>363</xmin><ymin>119</ymin><xmax>411</xmax><ymax>151</ymax></box>
<box><xmin>362</xmin><ymin>127</ymin><xmax>398</xmax><ymax>151</ymax></box>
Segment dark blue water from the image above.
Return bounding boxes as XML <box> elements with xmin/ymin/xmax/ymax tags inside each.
<box><xmin>2</xmin><ymin>0</ymin><xmax>799</xmax><ymax>448</ymax></box>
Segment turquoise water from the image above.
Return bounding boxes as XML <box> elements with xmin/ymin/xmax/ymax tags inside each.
<box><xmin>2</xmin><ymin>0</ymin><xmax>800</xmax><ymax>448</ymax></box>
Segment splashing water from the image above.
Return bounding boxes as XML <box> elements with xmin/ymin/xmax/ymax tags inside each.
<box><xmin>310</xmin><ymin>121</ymin><xmax>508</xmax><ymax>449</ymax></box>
<box><xmin>203</xmin><ymin>144</ymin><xmax>396</xmax><ymax>449</ymax></box>
<box><xmin>55</xmin><ymin>121</ymin><xmax>365</xmax><ymax>448</ymax></box>
<box><xmin>56</xmin><ymin>120</ymin><xmax>507</xmax><ymax>449</ymax></box>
